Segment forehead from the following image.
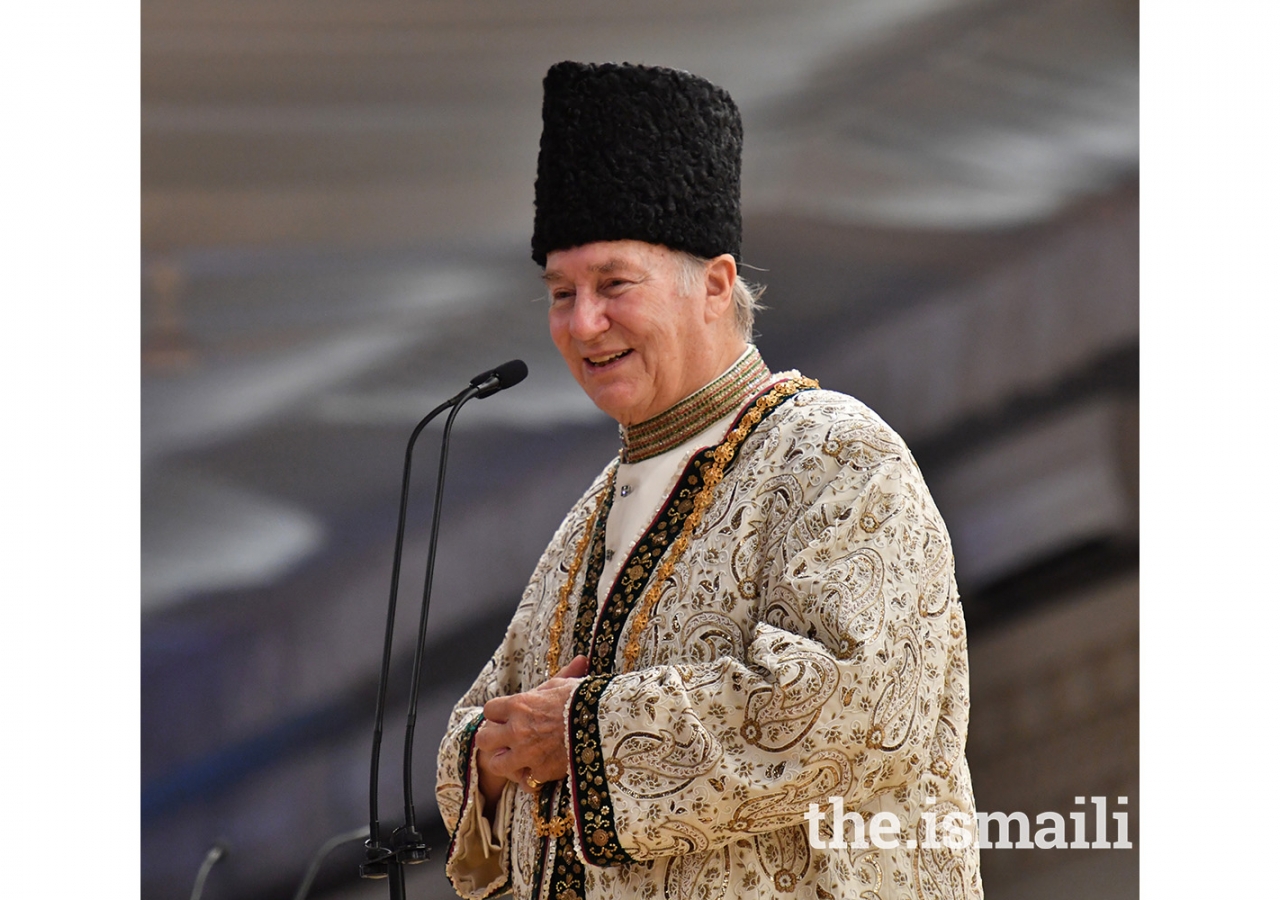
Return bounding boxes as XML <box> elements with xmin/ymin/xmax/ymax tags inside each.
<box><xmin>542</xmin><ymin>240</ymin><xmax>676</xmax><ymax>282</ymax></box>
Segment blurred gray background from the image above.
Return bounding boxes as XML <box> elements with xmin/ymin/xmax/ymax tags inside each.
<box><xmin>140</xmin><ymin>1</ymin><xmax>1138</xmax><ymax>897</ymax></box>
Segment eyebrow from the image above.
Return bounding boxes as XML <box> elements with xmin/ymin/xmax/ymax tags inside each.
<box><xmin>540</xmin><ymin>258</ymin><xmax>640</xmax><ymax>284</ymax></box>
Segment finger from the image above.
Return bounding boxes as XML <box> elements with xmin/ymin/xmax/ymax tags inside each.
<box><xmin>479</xmin><ymin>736</ymin><xmax>527</xmax><ymax>780</ymax></box>
<box><xmin>474</xmin><ymin>720</ymin><xmax>511</xmax><ymax>755</ymax></box>
<box><xmin>483</xmin><ymin>748</ymin><xmax>519</xmax><ymax>784</ymax></box>
<box><xmin>553</xmin><ymin>655</ymin><xmax>589</xmax><ymax>679</ymax></box>
<box><xmin>483</xmin><ymin>695</ymin><xmax>512</xmax><ymax>723</ymax></box>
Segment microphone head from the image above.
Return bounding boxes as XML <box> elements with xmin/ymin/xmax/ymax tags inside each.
<box><xmin>488</xmin><ymin>359</ymin><xmax>528</xmax><ymax>388</ymax></box>
<box><xmin>471</xmin><ymin>359</ymin><xmax>528</xmax><ymax>397</ymax></box>
<box><xmin>497</xmin><ymin>358</ymin><xmax>528</xmax><ymax>387</ymax></box>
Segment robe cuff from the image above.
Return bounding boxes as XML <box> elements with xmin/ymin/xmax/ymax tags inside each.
<box><xmin>567</xmin><ymin>674</ymin><xmax>635</xmax><ymax>867</ymax></box>
<box><xmin>445</xmin><ymin>713</ymin><xmax>512</xmax><ymax>899</ymax></box>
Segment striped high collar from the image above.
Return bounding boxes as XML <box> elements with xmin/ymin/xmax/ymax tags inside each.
<box><xmin>619</xmin><ymin>346</ymin><xmax>772</xmax><ymax>463</ymax></box>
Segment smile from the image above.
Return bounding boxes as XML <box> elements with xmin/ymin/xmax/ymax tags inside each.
<box><xmin>586</xmin><ymin>350</ymin><xmax>633</xmax><ymax>367</ymax></box>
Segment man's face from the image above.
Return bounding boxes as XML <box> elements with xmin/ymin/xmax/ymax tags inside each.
<box><xmin>544</xmin><ymin>240</ymin><xmax>734</xmax><ymax>426</ymax></box>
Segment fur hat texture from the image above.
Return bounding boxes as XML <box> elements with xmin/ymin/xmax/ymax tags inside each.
<box><xmin>531</xmin><ymin>61</ymin><xmax>743</xmax><ymax>267</ymax></box>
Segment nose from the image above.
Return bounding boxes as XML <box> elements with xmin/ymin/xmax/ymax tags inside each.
<box><xmin>567</xmin><ymin>289</ymin><xmax>609</xmax><ymax>342</ymax></box>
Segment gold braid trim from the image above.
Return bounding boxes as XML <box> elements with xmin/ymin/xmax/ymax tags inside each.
<box><xmin>545</xmin><ymin>464</ymin><xmax>616</xmax><ymax>678</ymax></box>
<box><xmin>535</xmin><ymin>463</ymin><xmax>616</xmax><ymax>841</ymax></box>
<box><xmin>621</xmin><ymin>375</ymin><xmax>819</xmax><ymax>672</ymax></box>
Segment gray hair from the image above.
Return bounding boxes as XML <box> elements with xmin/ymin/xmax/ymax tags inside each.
<box><xmin>673</xmin><ymin>252</ymin><xmax>765</xmax><ymax>341</ymax></box>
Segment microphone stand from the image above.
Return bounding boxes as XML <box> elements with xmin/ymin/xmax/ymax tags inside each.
<box><xmin>396</xmin><ymin>386</ymin><xmax>476</xmax><ymax>862</ymax></box>
<box><xmin>360</xmin><ymin>395</ymin><xmax>457</xmax><ymax>887</ymax></box>
<box><xmin>361</xmin><ymin>362</ymin><xmax>527</xmax><ymax>897</ymax></box>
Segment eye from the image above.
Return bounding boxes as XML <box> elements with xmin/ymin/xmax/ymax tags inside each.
<box><xmin>548</xmin><ymin>288</ymin><xmax>574</xmax><ymax>305</ymax></box>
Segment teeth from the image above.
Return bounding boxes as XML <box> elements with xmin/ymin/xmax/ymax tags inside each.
<box><xmin>588</xmin><ymin>351</ymin><xmax>628</xmax><ymax>365</ymax></box>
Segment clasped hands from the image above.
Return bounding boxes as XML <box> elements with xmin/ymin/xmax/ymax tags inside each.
<box><xmin>474</xmin><ymin>655</ymin><xmax>588</xmax><ymax>815</ymax></box>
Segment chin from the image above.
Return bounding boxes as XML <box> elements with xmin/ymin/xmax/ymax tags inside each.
<box><xmin>593</xmin><ymin>403</ymin><xmax>633</xmax><ymax>425</ymax></box>
<box><xmin>599</xmin><ymin>402</ymin><xmax>645</xmax><ymax>426</ymax></box>
<box><xmin>584</xmin><ymin>387</ymin><xmax>638</xmax><ymax>424</ymax></box>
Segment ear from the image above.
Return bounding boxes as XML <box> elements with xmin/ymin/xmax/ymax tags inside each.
<box><xmin>702</xmin><ymin>254</ymin><xmax>737</xmax><ymax>324</ymax></box>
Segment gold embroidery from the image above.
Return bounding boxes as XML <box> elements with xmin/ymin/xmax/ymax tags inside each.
<box><xmin>533</xmin><ymin>816</ymin><xmax>572</xmax><ymax>838</ymax></box>
<box><xmin>545</xmin><ymin>464</ymin><xmax>617</xmax><ymax>678</ymax></box>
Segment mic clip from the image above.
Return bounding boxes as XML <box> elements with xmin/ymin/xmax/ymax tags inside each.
<box><xmin>359</xmin><ymin>840</ymin><xmax>395</xmax><ymax>879</ymax></box>
<box><xmin>471</xmin><ymin>374</ymin><xmax>502</xmax><ymax>399</ymax></box>
<box><xmin>392</xmin><ymin>824</ymin><xmax>430</xmax><ymax>865</ymax></box>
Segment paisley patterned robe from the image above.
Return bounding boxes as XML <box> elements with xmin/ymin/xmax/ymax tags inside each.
<box><xmin>436</xmin><ymin>384</ymin><xmax>983</xmax><ymax>900</ymax></box>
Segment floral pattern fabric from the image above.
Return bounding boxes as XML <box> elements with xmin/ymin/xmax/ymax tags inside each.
<box><xmin>437</xmin><ymin>387</ymin><xmax>983</xmax><ymax>900</ymax></box>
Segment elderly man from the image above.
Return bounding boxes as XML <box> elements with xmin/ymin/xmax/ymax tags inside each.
<box><xmin>437</xmin><ymin>61</ymin><xmax>982</xmax><ymax>900</ymax></box>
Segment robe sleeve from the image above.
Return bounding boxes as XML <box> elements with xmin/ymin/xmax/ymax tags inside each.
<box><xmin>437</xmin><ymin>471</ymin><xmax>611</xmax><ymax>897</ymax></box>
<box><xmin>435</xmin><ymin>600</ymin><xmax>532</xmax><ymax>899</ymax></box>
<box><xmin>563</xmin><ymin>451</ymin><xmax>967</xmax><ymax>865</ymax></box>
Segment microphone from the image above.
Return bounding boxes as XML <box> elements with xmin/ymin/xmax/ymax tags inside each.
<box><xmin>469</xmin><ymin>358</ymin><xmax>528</xmax><ymax>399</ymax></box>
<box><xmin>189</xmin><ymin>841</ymin><xmax>229</xmax><ymax>900</ymax></box>
<box><xmin>362</xmin><ymin>361</ymin><xmax>527</xmax><ymax>893</ymax></box>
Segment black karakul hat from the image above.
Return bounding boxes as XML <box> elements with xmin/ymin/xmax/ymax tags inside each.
<box><xmin>531</xmin><ymin>61</ymin><xmax>743</xmax><ymax>267</ymax></box>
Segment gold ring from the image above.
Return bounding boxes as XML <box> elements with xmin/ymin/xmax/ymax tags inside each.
<box><xmin>527</xmin><ymin>775</ymin><xmax>543</xmax><ymax>790</ymax></box>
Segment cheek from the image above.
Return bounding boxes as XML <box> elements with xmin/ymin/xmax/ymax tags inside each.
<box><xmin>548</xmin><ymin>312</ymin><xmax>570</xmax><ymax>352</ymax></box>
